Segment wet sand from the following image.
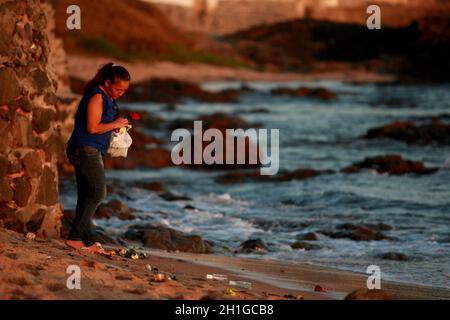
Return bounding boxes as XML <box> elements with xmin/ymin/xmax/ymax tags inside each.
<box><xmin>148</xmin><ymin>250</ymin><xmax>450</xmax><ymax>300</ymax></box>
<box><xmin>1</xmin><ymin>227</ymin><xmax>448</xmax><ymax>300</ymax></box>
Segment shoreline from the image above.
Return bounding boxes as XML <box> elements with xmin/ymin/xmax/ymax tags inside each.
<box><xmin>146</xmin><ymin>249</ymin><xmax>450</xmax><ymax>300</ymax></box>
<box><xmin>1</xmin><ymin>227</ymin><xmax>448</xmax><ymax>300</ymax></box>
<box><xmin>67</xmin><ymin>54</ymin><xmax>397</xmax><ymax>84</ymax></box>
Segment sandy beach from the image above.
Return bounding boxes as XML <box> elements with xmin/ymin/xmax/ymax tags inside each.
<box><xmin>67</xmin><ymin>54</ymin><xmax>396</xmax><ymax>84</ymax></box>
<box><xmin>1</xmin><ymin>227</ymin><xmax>448</xmax><ymax>300</ymax></box>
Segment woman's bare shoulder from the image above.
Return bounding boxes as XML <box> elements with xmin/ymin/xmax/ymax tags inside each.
<box><xmin>88</xmin><ymin>93</ymin><xmax>103</xmax><ymax>102</ymax></box>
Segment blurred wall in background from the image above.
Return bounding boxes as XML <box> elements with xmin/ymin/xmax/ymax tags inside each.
<box><xmin>143</xmin><ymin>0</ymin><xmax>446</xmax><ymax>34</ymax></box>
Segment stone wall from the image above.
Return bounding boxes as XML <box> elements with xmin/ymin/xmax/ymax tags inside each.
<box><xmin>41</xmin><ymin>1</ymin><xmax>79</xmax><ymax>176</ymax></box>
<box><xmin>152</xmin><ymin>0</ymin><xmax>443</xmax><ymax>35</ymax></box>
<box><xmin>0</xmin><ymin>0</ymin><xmax>68</xmax><ymax>238</ymax></box>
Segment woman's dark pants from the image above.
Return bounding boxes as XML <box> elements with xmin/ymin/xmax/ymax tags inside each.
<box><xmin>66</xmin><ymin>144</ymin><xmax>106</xmax><ymax>246</ymax></box>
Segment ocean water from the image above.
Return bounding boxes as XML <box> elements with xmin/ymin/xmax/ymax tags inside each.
<box><xmin>60</xmin><ymin>80</ymin><xmax>450</xmax><ymax>289</ymax></box>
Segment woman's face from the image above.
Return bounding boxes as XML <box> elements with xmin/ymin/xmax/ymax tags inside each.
<box><xmin>105</xmin><ymin>79</ymin><xmax>129</xmax><ymax>100</ymax></box>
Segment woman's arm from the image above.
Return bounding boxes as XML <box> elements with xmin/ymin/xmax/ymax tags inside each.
<box><xmin>86</xmin><ymin>94</ymin><xmax>128</xmax><ymax>134</ymax></box>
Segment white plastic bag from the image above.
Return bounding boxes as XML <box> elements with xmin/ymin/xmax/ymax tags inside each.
<box><xmin>107</xmin><ymin>125</ymin><xmax>133</xmax><ymax>157</ymax></box>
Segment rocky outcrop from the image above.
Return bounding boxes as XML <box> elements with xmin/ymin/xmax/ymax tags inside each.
<box><xmin>318</xmin><ymin>223</ymin><xmax>396</xmax><ymax>242</ymax></box>
<box><xmin>100</xmin><ymin>77</ymin><xmax>240</xmax><ymax>104</ymax></box>
<box><xmin>0</xmin><ymin>0</ymin><xmax>66</xmax><ymax>238</ymax></box>
<box><xmin>364</xmin><ymin>120</ymin><xmax>450</xmax><ymax>145</ymax></box>
<box><xmin>158</xmin><ymin>192</ymin><xmax>192</xmax><ymax>202</ymax></box>
<box><xmin>169</xmin><ymin>112</ymin><xmax>264</xmax><ymax>169</ymax></box>
<box><xmin>291</xmin><ymin>241</ymin><xmax>322</xmax><ymax>251</ymax></box>
<box><xmin>296</xmin><ymin>232</ymin><xmax>319</xmax><ymax>241</ymax></box>
<box><xmin>124</xmin><ymin>224</ymin><xmax>213</xmax><ymax>254</ymax></box>
<box><xmin>103</xmin><ymin>147</ymin><xmax>173</xmax><ymax>170</ymax></box>
<box><xmin>94</xmin><ymin>199</ymin><xmax>137</xmax><ymax>221</ymax></box>
<box><xmin>168</xmin><ymin>112</ymin><xmax>254</xmax><ymax>132</ymax></box>
<box><xmin>236</xmin><ymin>238</ymin><xmax>268</xmax><ymax>254</ymax></box>
<box><xmin>341</xmin><ymin>155</ymin><xmax>437</xmax><ymax>175</ymax></box>
<box><xmin>379</xmin><ymin>252</ymin><xmax>410</xmax><ymax>261</ymax></box>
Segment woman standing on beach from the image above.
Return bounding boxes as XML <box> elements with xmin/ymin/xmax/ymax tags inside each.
<box><xmin>65</xmin><ymin>63</ymin><xmax>130</xmax><ymax>254</ymax></box>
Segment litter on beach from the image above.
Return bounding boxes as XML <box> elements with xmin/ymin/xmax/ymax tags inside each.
<box><xmin>229</xmin><ymin>280</ymin><xmax>252</xmax><ymax>290</ymax></box>
<box><xmin>206</xmin><ymin>273</ymin><xmax>228</xmax><ymax>281</ymax></box>
<box><xmin>284</xmin><ymin>293</ymin><xmax>304</xmax><ymax>300</ymax></box>
<box><xmin>110</xmin><ymin>247</ymin><xmax>147</xmax><ymax>260</ymax></box>
<box><xmin>223</xmin><ymin>288</ymin><xmax>237</xmax><ymax>296</ymax></box>
<box><xmin>153</xmin><ymin>273</ymin><xmax>166</xmax><ymax>282</ymax></box>
<box><xmin>25</xmin><ymin>232</ymin><xmax>36</xmax><ymax>241</ymax></box>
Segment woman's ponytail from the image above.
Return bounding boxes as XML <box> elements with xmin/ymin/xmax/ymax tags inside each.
<box><xmin>84</xmin><ymin>62</ymin><xmax>130</xmax><ymax>93</ymax></box>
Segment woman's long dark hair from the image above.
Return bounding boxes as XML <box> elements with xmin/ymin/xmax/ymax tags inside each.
<box><xmin>84</xmin><ymin>62</ymin><xmax>131</xmax><ymax>93</ymax></box>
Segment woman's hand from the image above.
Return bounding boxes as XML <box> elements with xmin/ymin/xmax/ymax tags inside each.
<box><xmin>113</xmin><ymin>117</ymin><xmax>129</xmax><ymax>129</ymax></box>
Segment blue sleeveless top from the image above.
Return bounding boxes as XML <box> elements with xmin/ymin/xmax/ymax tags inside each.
<box><xmin>68</xmin><ymin>86</ymin><xmax>118</xmax><ymax>155</ymax></box>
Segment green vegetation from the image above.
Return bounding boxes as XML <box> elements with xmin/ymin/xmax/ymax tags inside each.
<box><xmin>69</xmin><ymin>33</ymin><xmax>130</xmax><ymax>61</ymax></box>
<box><xmin>69</xmin><ymin>33</ymin><xmax>250</xmax><ymax>69</ymax></box>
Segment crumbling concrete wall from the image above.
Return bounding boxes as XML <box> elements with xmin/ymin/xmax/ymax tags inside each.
<box><xmin>0</xmin><ymin>0</ymin><xmax>66</xmax><ymax>237</ymax></box>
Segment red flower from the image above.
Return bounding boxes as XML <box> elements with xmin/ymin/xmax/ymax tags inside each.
<box><xmin>129</xmin><ymin>111</ymin><xmax>141</xmax><ymax>121</ymax></box>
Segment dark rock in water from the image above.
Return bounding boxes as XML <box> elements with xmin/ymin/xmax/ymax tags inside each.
<box><xmin>184</xmin><ymin>205</ymin><xmax>196</xmax><ymax>210</ymax></box>
<box><xmin>364</xmin><ymin>120</ymin><xmax>450</xmax><ymax>145</ymax></box>
<box><xmin>216</xmin><ymin>168</ymin><xmax>334</xmax><ymax>184</ymax></box>
<box><xmin>215</xmin><ymin>171</ymin><xmax>266</xmax><ymax>184</ymax></box>
<box><xmin>345</xmin><ymin>289</ymin><xmax>392</xmax><ymax>300</ymax></box>
<box><xmin>165</xmin><ymin>104</ymin><xmax>177</xmax><ymax>111</ymax></box>
<box><xmin>167</xmin><ymin>112</ymin><xmax>265</xmax><ymax>170</ymax></box>
<box><xmin>251</xmin><ymin>218</ymin><xmax>310</xmax><ymax>232</ymax></box>
<box><xmin>159</xmin><ymin>192</ymin><xmax>192</xmax><ymax>202</ymax></box>
<box><xmin>104</xmin><ymin>147</ymin><xmax>173</xmax><ymax>170</ymax></box>
<box><xmin>105</xmin><ymin>183</ymin><xmax>134</xmax><ymax>200</ymax></box>
<box><xmin>123</xmin><ymin>224</ymin><xmax>213</xmax><ymax>254</ymax></box>
<box><xmin>94</xmin><ymin>199</ymin><xmax>137</xmax><ymax>221</ymax></box>
<box><xmin>281</xmin><ymin>199</ymin><xmax>297</xmax><ymax>206</ymax></box>
<box><xmin>239</xmin><ymin>83</ymin><xmax>255</xmax><ymax>93</ymax></box>
<box><xmin>338</xmin><ymin>223</ymin><xmax>393</xmax><ymax>232</ymax></box>
<box><xmin>437</xmin><ymin>236</ymin><xmax>450</xmax><ymax>243</ymax></box>
<box><xmin>271</xmin><ymin>86</ymin><xmax>337</xmax><ymax>101</ymax></box>
<box><xmin>121</xmin><ymin>78</ymin><xmax>240</xmax><ymax>104</ymax></box>
<box><xmin>237</xmin><ymin>238</ymin><xmax>268</xmax><ymax>254</ymax></box>
<box><xmin>379</xmin><ymin>252</ymin><xmax>410</xmax><ymax>261</ymax></box>
<box><xmin>319</xmin><ymin>223</ymin><xmax>397</xmax><ymax>241</ymax></box>
<box><xmin>276</xmin><ymin>168</ymin><xmax>335</xmax><ymax>181</ymax></box>
<box><xmin>168</xmin><ymin>112</ymin><xmax>253</xmax><ymax>131</ymax></box>
<box><xmin>341</xmin><ymin>154</ymin><xmax>437</xmax><ymax>175</ymax></box>
<box><xmin>239</xmin><ymin>108</ymin><xmax>270</xmax><ymax>114</ymax></box>
<box><xmin>296</xmin><ymin>232</ymin><xmax>319</xmax><ymax>241</ymax></box>
<box><xmin>133</xmin><ymin>181</ymin><xmax>165</xmax><ymax>192</ymax></box>
<box><xmin>363</xmin><ymin>223</ymin><xmax>393</xmax><ymax>232</ymax></box>
<box><xmin>291</xmin><ymin>241</ymin><xmax>322</xmax><ymax>250</ymax></box>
